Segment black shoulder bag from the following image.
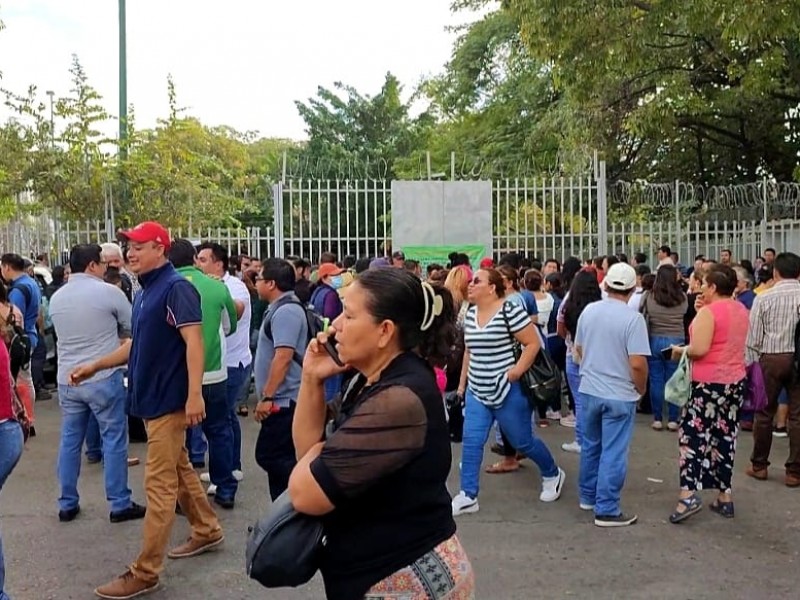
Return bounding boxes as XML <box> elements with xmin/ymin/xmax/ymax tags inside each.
<box><xmin>501</xmin><ymin>302</ymin><xmax>562</xmax><ymax>411</ymax></box>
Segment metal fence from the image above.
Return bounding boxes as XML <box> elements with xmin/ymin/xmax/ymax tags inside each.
<box><xmin>3</xmin><ymin>174</ymin><xmax>800</xmax><ymax>266</ymax></box>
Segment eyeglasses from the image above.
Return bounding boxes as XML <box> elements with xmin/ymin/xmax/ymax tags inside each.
<box><xmin>471</xmin><ymin>277</ymin><xmax>483</xmax><ymax>285</ymax></box>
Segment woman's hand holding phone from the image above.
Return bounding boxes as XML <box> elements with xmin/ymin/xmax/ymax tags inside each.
<box><xmin>302</xmin><ymin>326</ymin><xmax>349</xmax><ymax>383</ymax></box>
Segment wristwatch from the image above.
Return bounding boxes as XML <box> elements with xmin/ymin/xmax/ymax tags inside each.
<box><xmin>260</xmin><ymin>396</ymin><xmax>275</xmax><ymax>403</ymax></box>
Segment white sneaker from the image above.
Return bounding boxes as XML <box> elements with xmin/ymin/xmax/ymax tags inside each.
<box><xmin>233</xmin><ymin>470</ymin><xmax>244</xmax><ymax>481</ymax></box>
<box><xmin>546</xmin><ymin>410</ymin><xmax>561</xmax><ymax>421</ymax></box>
<box><xmin>579</xmin><ymin>503</ymin><xmax>595</xmax><ymax>511</ymax></box>
<box><xmin>560</xmin><ymin>414</ymin><xmax>576</xmax><ymax>428</ymax></box>
<box><xmin>561</xmin><ymin>441</ymin><xmax>582</xmax><ymax>454</ymax></box>
<box><xmin>451</xmin><ymin>491</ymin><xmax>479</xmax><ymax>516</ymax></box>
<box><xmin>200</xmin><ymin>472</ymin><xmax>211</xmax><ymax>483</ymax></box>
<box><xmin>540</xmin><ymin>467</ymin><xmax>565</xmax><ymax>502</ymax></box>
<box><xmin>207</xmin><ymin>484</ymin><xmax>217</xmax><ymax>496</ymax></box>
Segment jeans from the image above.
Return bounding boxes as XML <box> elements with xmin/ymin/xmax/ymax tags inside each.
<box><xmin>255</xmin><ymin>403</ymin><xmax>297</xmax><ymax>501</ymax></box>
<box><xmin>579</xmin><ymin>394</ymin><xmax>637</xmax><ymax>517</ymax></box>
<box><xmin>565</xmin><ymin>355</ymin><xmax>585</xmax><ymax>446</ymax></box>
<box><xmin>227</xmin><ymin>364</ymin><xmax>251</xmax><ymax>472</ymax></box>
<box><xmin>31</xmin><ymin>334</ymin><xmax>47</xmax><ymax>392</ymax></box>
<box><xmin>57</xmin><ymin>371</ymin><xmax>133</xmax><ymax>513</ymax></box>
<box><xmin>0</xmin><ymin>420</ymin><xmax>24</xmax><ymax>600</ymax></box>
<box><xmin>200</xmin><ymin>381</ymin><xmax>237</xmax><ymax>500</ymax></box>
<box><xmin>186</xmin><ymin>427</ymin><xmax>207</xmax><ymax>465</ymax></box>
<box><xmin>85</xmin><ymin>414</ymin><xmax>102</xmax><ymax>461</ymax></box>
<box><xmin>130</xmin><ymin>411</ymin><xmax>222</xmax><ymax>585</ymax></box>
<box><xmin>461</xmin><ymin>383</ymin><xmax>558</xmax><ymax>498</ymax></box>
<box><xmin>648</xmin><ymin>335</ymin><xmax>683</xmax><ymax>422</ymax></box>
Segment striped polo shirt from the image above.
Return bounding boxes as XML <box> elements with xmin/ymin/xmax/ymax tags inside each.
<box><xmin>464</xmin><ymin>301</ymin><xmax>529</xmax><ymax>406</ymax></box>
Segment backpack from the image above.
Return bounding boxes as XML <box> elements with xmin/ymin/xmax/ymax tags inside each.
<box><xmin>309</xmin><ymin>285</ymin><xmax>342</xmax><ymax>320</ymax></box>
<box><xmin>263</xmin><ymin>296</ymin><xmax>323</xmax><ymax>366</ymax></box>
<box><xmin>1</xmin><ymin>309</ymin><xmax>32</xmax><ymax>379</ymax></box>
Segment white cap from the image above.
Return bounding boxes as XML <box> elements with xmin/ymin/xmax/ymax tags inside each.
<box><xmin>605</xmin><ymin>263</ymin><xmax>637</xmax><ymax>291</ymax></box>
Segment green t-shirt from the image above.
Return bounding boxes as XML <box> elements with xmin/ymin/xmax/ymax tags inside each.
<box><xmin>176</xmin><ymin>266</ymin><xmax>237</xmax><ymax>384</ymax></box>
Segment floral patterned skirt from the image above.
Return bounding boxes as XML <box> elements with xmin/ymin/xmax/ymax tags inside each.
<box><xmin>678</xmin><ymin>379</ymin><xmax>745</xmax><ymax>494</ymax></box>
<box><xmin>364</xmin><ymin>535</ymin><xmax>475</xmax><ymax>600</ymax></box>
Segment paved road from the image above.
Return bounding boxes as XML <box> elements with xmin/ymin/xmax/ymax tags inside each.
<box><xmin>3</xmin><ymin>398</ymin><xmax>799</xmax><ymax>599</ymax></box>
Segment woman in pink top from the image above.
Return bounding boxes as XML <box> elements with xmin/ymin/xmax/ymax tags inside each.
<box><xmin>669</xmin><ymin>264</ymin><xmax>749</xmax><ymax>523</ymax></box>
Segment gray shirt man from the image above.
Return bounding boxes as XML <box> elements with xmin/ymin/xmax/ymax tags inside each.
<box><xmin>49</xmin><ymin>273</ymin><xmax>132</xmax><ymax>386</ymax></box>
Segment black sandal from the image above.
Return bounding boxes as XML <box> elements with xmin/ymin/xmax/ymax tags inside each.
<box><xmin>669</xmin><ymin>494</ymin><xmax>702</xmax><ymax>524</ymax></box>
<box><xmin>709</xmin><ymin>500</ymin><xmax>735</xmax><ymax>519</ymax></box>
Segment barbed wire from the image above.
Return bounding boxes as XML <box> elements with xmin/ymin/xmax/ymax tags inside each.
<box><xmin>609</xmin><ymin>180</ymin><xmax>800</xmax><ymax>214</ymax></box>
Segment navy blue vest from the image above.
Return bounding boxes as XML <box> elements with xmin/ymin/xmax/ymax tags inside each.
<box><xmin>128</xmin><ymin>262</ymin><xmax>197</xmax><ymax>419</ymax></box>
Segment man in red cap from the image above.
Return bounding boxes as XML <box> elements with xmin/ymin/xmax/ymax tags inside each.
<box><xmin>71</xmin><ymin>221</ymin><xmax>224</xmax><ymax>599</ymax></box>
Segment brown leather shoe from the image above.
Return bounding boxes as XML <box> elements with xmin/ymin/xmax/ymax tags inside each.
<box><xmin>94</xmin><ymin>570</ymin><xmax>158</xmax><ymax>599</ymax></box>
<box><xmin>785</xmin><ymin>474</ymin><xmax>800</xmax><ymax>488</ymax></box>
<box><xmin>167</xmin><ymin>534</ymin><xmax>224</xmax><ymax>559</ymax></box>
<box><xmin>746</xmin><ymin>465</ymin><xmax>768</xmax><ymax>481</ymax></box>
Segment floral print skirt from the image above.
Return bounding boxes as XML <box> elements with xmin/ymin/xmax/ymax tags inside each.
<box><xmin>678</xmin><ymin>379</ymin><xmax>745</xmax><ymax>494</ymax></box>
<box><xmin>364</xmin><ymin>535</ymin><xmax>475</xmax><ymax>600</ymax></box>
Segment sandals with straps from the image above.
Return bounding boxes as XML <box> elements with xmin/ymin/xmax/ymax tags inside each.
<box><xmin>669</xmin><ymin>494</ymin><xmax>703</xmax><ymax>524</ymax></box>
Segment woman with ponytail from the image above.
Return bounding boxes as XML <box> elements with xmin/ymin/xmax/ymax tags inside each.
<box><xmin>288</xmin><ymin>268</ymin><xmax>474</xmax><ymax>600</ymax></box>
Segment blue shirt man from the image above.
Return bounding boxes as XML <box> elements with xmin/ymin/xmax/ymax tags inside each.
<box><xmin>1</xmin><ymin>254</ymin><xmax>43</xmax><ymax>348</ymax></box>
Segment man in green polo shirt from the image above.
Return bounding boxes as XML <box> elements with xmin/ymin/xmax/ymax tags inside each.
<box><xmin>169</xmin><ymin>239</ymin><xmax>240</xmax><ymax>509</ymax></box>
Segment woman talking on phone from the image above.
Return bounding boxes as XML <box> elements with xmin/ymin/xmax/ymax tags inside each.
<box><xmin>287</xmin><ymin>268</ymin><xmax>474</xmax><ymax>600</ymax></box>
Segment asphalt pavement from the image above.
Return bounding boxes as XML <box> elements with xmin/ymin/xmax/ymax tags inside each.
<box><xmin>2</xmin><ymin>398</ymin><xmax>799</xmax><ymax>599</ymax></box>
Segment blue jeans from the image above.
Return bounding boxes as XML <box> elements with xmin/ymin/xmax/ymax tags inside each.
<box><xmin>85</xmin><ymin>413</ymin><xmax>102</xmax><ymax>461</ymax></box>
<box><xmin>565</xmin><ymin>354</ymin><xmax>585</xmax><ymax>446</ymax></box>
<box><xmin>461</xmin><ymin>382</ymin><xmax>558</xmax><ymax>498</ymax></box>
<box><xmin>0</xmin><ymin>420</ymin><xmax>23</xmax><ymax>600</ymax></box>
<box><xmin>648</xmin><ymin>335</ymin><xmax>683</xmax><ymax>422</ymax></box>
<box><xmin>579</xmin><ymin>394</ymin><xmax>637</xmax><ymax>517</ymax></box>
<box><xmin>200</xmin><ymin>381</ymin><xmax>237</xmax><ymax>500</ymax></box>
<box><xmin>186</xmin><ymin>426</ymin><xmax>207</xmax><ymax>464</ymax></box>
<box><xmin>57</xmin><ymin>371</ymin><xmax>132</xmax><ymax>513</ymax></box>
<box><xmin>227</xmin><ymin>364</ymin><xmax>251</xmax><ymax>472</ymax></box>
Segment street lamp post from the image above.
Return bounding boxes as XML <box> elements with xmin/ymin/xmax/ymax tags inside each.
<box><xmin>45</xmin><ymin>90</ymin><xmax>54</xmax><ymax>146</ymax></box>
<box><xmin>119</xmin><ymin>0</ymin><xmax>128</xmax><ymax>159</ymax></box>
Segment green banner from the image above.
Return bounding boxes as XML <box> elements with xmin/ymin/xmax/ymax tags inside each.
<box><xmin>401</xmin><ymin>245</ymin><xmax>487</xmax><ymax>270</ymax></box>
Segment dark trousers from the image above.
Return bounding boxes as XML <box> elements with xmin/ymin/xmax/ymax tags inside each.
<box><xmin>31</xmin><ymin>334</ymin><xmax>47</xmax><ymax>391</ymax></box>
<box><xmin>752</xmin><ymin>354</ymin><xmax>800</xmax><ymax>476</ymax></box>
<box><xmin>255</xmin><ymin>403</ymin><xmax>297</xmax><ymax>501</ymax></box>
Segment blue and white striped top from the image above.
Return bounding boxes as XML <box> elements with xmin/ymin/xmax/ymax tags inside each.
<box><xmin>464</xmin><ymin>301</ymin><xmax>530</xmax><ymax>407</ymax></box>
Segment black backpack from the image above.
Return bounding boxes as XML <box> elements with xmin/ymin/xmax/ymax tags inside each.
<box><xmin>263</xmin><ymin>296</ymin><xmax>323</xmax><ymax>366</ymax></box>
<box><xmin>2</xmin><ymin>310</ymin><xmax>31</xmax><ymax>379</ymax></box>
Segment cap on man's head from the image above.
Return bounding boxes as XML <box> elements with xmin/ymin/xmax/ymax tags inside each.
<box><xmin>479</xmin><ymin>257</ymin><xmax>494</xmax><ymax>269</ymax></box>
<box><xmin>369</xmin><ymin>257</ymin><xmax>391</xmax><ymax>269</ymax></box>
<box><xmin>604</xmin><ymin>262</ymin><xmax>637</xmax><ymax>292</ymax></box>
<box><xmin>317</xmin><ymin>263</ymin><xmax>344</xmax><ymax>279</ymax></box>
<box><xmin>118</xmin><ymin>221</ymin><xmax>171</xmax><ymax>251</ymax></box>
<box><xmin>392</xmin><ymin>250</ymin><xmax>405</xmax><ymax>260</ymax></box>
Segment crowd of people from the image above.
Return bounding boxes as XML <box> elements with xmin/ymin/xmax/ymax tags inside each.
<box><xmin>0</xmin><ymin>228</ymin><xmax>798</xmax><ymax>599</ymax></box>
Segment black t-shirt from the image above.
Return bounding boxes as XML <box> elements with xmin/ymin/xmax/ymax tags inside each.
<box><xmin>310</xmin><ymin>352</ymin><xmax>456</xmax><ymax>600</ymax></box>
<box><xmin>295</xmin><ymin>278</ymin><xmax>312</xmax><ymax>304</ymax></box>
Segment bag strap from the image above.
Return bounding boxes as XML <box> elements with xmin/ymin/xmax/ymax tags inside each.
<box><xmin>263</xmin><ymin>296</ymin><xmax>307</xmax><ymax>366</ymax></box>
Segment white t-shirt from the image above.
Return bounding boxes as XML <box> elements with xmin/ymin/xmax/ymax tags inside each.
<box><xmin>628</xmin><ymin>288</ymin><xmax>645</xmax><ymax>311</ymax></box>
<box><xmin>535</xmin><ymin>293</ymin><xmax>554</xmax><ymax>334</ymax></box>
<box><xmin>223</xmin><ymin>273</ymin><xmax>252</xmax><ymax>368</ymax></box>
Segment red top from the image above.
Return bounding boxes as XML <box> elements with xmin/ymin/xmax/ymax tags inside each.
<box><xmin>689</xmin><ymin>299</ymin><xmax>748</xmax><ymax>384</ymax></box>
<box><xmin>0</xmin><ymin>343</ymin><xmax>13</xmax><ymax>421</ymax></box>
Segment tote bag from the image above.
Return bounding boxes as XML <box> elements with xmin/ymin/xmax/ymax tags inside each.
<box><xmin>665</xmin><ymin>348</ymin><xmax>691</xmax><ymax>407</ymax></box>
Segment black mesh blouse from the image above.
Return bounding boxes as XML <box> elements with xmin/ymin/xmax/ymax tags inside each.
<box><xmin>310</xmin><ymin>351</ymin><xmax>457</xmax><ymax>600</ymax></box>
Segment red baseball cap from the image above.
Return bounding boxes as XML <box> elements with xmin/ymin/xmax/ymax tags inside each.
<box><xmin>480</xmin><ymin>257</ymin><xmax>494</xmax><ymax>269</ymax></box>
<box><xmin>118</xmin><ymin>221</ymin><xmax>171</xmax><ymax>250</ymax></box>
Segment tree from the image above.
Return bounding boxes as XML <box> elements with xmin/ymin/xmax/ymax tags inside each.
<box><xmin>506</xmin><ymin>0</ymin><xmax>800</xmax><ymax>182</ymax></box>
<box><xmin>293</xmin><ymin>73</ymin><xmax>430</xmax><ymax>180</ymax></box>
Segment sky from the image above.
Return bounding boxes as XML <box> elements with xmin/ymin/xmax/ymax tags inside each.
<box><xmin>0</xmin><ymin>0</ymin><xmax>477</xmax><ymax>140</ymax></box>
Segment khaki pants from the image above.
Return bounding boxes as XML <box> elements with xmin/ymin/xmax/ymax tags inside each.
<box><xmin>130</xmin><ymin>410</ymin><xmax>222</xmax><ymax>584</ymax></box>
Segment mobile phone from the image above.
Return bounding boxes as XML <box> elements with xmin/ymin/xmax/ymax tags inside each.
<box><xmin>661</xmin><ymin>347</ymin><xmax>674</xmax><ymax>359</ymax></box>
<box><xmin>323</xmin><ymin>334</ymin><xmax>345</xmax><ymax>367</ymax></box>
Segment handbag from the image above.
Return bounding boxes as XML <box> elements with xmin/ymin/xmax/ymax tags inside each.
<box><xmin>501</xmin><ymin>303</ymin><xmax>561</xmax><ymax>410</ymax></box>
<box><xmin>665</xmin><ymin>347</ymin><xmax>692</xmax><ymax>407</ymax></box>
<box><xmin>245</xmin><ymin>490</ymin><xmax>326</xmax><ymax>588</ymax></box>
<box><xmin>743</xmin><ymin>362</ymin><xmax>768</xmax><ymax>412</ymax></box>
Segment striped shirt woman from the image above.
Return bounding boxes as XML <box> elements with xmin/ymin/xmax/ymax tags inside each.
<box><xmin>463</xmin><ymin>301</ymin><xmax>529</xmax><ymax>407</ymax></box>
